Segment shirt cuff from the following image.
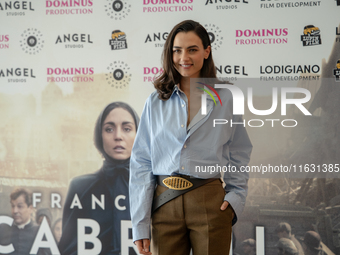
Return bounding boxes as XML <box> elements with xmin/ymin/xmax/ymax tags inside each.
<box><xmin>132</xmin><ymin>224</ymin><xmax>150</xmax><ymax>243</ymax></box>
<box><xmin>224</xmin><ymin>191</ymin><xmax>246</xmax><ymax>226</ymax></box>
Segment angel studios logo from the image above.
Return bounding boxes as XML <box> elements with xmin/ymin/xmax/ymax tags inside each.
<box><xmin>300</xmin><ymin>25</ymin><xmax>321</xmax><ymax>46</ymax></box>
<box><xmin>205</xmin><ymin>0</ymin><xmax>247</xmax><ymax>10</ymax></box>
<box><xmin>204</xmin><ymin>24</ymin><xmax>223</xmax><ymax>51</ymax></box>
<box><xmin>0</xmin><ymin>67</ymin><xmax>36</xmax><ymax>83</ymax></box>
<box><xmin>0</xmin><ymin>1</ymin><xmax>34</xmax><ymax>16</ymax></box>
<box><xmin>106</xmin><ymin>61</ymin><xmax>131</xmax><ymax>89</ymax></box>
<box><xmin>215</xmin><ymin>64</ymin><xmax>248</xmax><ymax>78</ymax></box>
<box><xmin>104</xmin><ymin>0</ymin><xmax>131</xmax><ymax>20</ymax></box>
<box><xmin>20</xmin><ymin>28</ymin><xmax>44</xmax><ymax>54</ymax></box>
<box><xmin>55</xmin><ymin>33</ymin><xmax>93</xmax><ymax>49</ymax></box>
<box><xmin>144</xmin><ymin>31</ymin><xmax>168</xmax><ymax>48</ymax></box>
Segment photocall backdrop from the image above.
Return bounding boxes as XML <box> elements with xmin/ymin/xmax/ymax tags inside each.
<box><xmin>0</xmin><ymin>0</ymin><xmax>340</xmax><ymax>254</ymax></box>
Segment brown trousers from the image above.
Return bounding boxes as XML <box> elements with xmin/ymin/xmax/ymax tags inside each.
<box><xmin>151</xmin><ymin>179</ymin><xmax>233</xmax><ymax>255</ymax></box>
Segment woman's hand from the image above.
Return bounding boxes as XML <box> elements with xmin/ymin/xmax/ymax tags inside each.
<box><xmin>135</xmin><ymin>239</ymin><xmax>152</xmax><ymax>255</ymax></box>
<box><xmin>220</xmin><ymin>201</ymin><xmax>235</xmax><ymax>219</ymax></box>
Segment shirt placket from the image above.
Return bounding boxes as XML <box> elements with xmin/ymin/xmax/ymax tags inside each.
<box><xmin>175</xmin><ymin>90</ymin><xmax>190</xmax><ymax>175</ymax></box>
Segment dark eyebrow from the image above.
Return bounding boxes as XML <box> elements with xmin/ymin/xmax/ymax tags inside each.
<box><xmin>103</xmin><ymin>121</ymin><xmax>134</xmax><ymax>126</ymax></box>
<box><xmin>173</xmin><ymin>45</ymin><xmax>199</xmax><ymax>49</ymax></box>
<box><xmin>122</xmin><ymin>121</ymin><xmax>134</xmax><ymax>126</ymax></box>
<box><xmin>103</xmin><ymin>121</ymin><xmax>116</xmax><ymax>126</ymax></box>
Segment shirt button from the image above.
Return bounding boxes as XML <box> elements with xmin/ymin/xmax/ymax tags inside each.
<box><xmin>184</xmin><ymin>144</ymin><xmax>187</xmax><ymax>148</ymax></box>
<box><xmin>181</xmin><ymin>124</ymin><xmax>184</xmax><ymax>128</ymax></box>
<box><xmin>182</xmin><ymin>104</ymin><xmax>185</xmax><ymax>107</ymax></box>
<box><xmin>182</xmin><ymin>166</ymin><xmax>184</xmax><ymax>170</ymax></box>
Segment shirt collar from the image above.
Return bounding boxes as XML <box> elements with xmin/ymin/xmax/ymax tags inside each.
<box><xmin>171</xmin><ymin>84</ymin><xmax>220</xmax><ymax>108</ymax></box>
<box><xmin>171</xmin><ymin>84</ymin><xmax>220</xmax><ymax>106</ymax></box>
<box><xmin>16</xmin><ymin>219</ymin><xmax>31</xmax><ymax>229</ymax></box>
<box><xmin>170</xmin><ymin>84</ymin><xmax>183</xmax><ymax>98</ymax></box>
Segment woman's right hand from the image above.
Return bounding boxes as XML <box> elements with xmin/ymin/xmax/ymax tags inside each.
<box><xmin>135</xmin><ymin>239</ymin><xmax>152</xmax><ymax>255</ymax></box>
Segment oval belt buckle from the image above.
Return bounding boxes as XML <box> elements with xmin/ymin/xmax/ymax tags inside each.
<box><xmin>162</xmin><ymin>176</ymin><xmax>193</xmax><ymax>190</ymax></box>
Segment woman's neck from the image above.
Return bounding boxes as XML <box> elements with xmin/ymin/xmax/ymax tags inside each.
<box><xmin>179</xmin><ymin>76</ymin><xmax>191</xmax><ymax>98</ymax></box>
<box><xmin>179</xmin><ymin>76</ymin><xmax>196</xmax><ymax>127</ymax></box>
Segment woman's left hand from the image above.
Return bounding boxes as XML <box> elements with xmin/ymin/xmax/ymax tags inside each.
<box><xmin>220</xmin><ymin>201</ymin><xmax>235</xmax><ymax>219</ymax></box>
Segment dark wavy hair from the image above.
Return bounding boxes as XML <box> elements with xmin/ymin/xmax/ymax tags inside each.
<box><xmin>10</xmin><ymin>188</ymin><xmax>33</xmax><ymax>207</ymax></box>
<box><xmin>154</xmin><ymin>20</ymin><xmax>217</xmax><ymax>100</ymax></box>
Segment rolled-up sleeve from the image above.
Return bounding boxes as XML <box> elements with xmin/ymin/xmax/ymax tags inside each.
<box><xmin>129</xmin><ymin>97</ymin><xmax>156</xmax><ymax>242</ymax></box>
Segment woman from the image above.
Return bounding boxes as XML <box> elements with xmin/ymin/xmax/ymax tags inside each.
<box><xmin>59</xmin><ymin>102</ymin><xmax>139</xmax><ymax>255</ymax></box>
<box><xmin>52</xmin><ymin>218</ymin><xmax>62</xmax><ymax>244</ymax></box>
<box><xmin>129</xmin><ymin>20</ymin><xmax>252</xmax><ymax>255</ymax></box>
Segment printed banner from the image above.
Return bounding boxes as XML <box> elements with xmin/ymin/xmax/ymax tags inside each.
<box><xmin>0</xmin><ymin>1</ymin><xmax>339</xmax><ymax>255</ymax></box>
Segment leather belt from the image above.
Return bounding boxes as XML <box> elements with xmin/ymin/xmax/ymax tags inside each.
<box><xmin>152</xmin><ymin>175</ymin><xmax>217</xmax><ymax>214</ymax></box>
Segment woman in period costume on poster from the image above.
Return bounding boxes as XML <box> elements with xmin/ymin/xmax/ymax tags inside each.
<box><xmin>58</xmin><ymin>102</ymin><xmax>139</xmax><ymax>255</ymax></box>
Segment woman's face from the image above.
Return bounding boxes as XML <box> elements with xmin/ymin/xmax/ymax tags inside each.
<box><xmin>172</xmin><ymin>31</ymin><xmax>211</xmax><ymax>79</ymax></box>
<box><xmin>102</xmin><ymin>107</ymin><xmax>136</xmax><ymax>160</ymax></box>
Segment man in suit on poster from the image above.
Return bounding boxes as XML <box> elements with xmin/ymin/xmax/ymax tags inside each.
<box><xmin>276</xmin><ymin>222</ymin><xmax>304</xmax><ymax>255</ymax></box>
<box><xmin>0</xmin><ymin>188</ymin><xmax>50</xmax><ymax>255</ymax></box>
<box><xmin>302</xmin><ymin>231</ymin><xmax>324</xmax><ymax>255</ymax></box>
<box><xmin>277</xmin><ymin>238</ymin><xmax>298</xmax><ymax>255</ymax></box>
